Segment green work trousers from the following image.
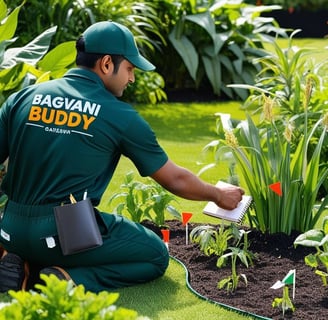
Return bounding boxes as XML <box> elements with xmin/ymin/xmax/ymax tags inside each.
<box><xmin>0</xmin><ymin>200</ymin><xmax>169</xmax><ymax>292</ymax></box>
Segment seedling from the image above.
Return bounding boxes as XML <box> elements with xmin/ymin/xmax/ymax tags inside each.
<box><xmin>190</xmin><ymin>223</ymin><xmax>234</xmax><ymax>257</ymax></box>
<box><xmin>109</xmin><ymin>171</ymin><xmax>181</xmax><ymax>226</ymax></box>
<box><xmin>272</xmin><ymin>285</ymin><xmax>295</xmax><ymax>317</ymax></box>
<box><xmin>294</xmin><ymin>216</ymin><xmax>328</xmax><ymax>286</ymax></box>
<box><xmin>271</xmin><ymin>269</ymin><xmax>296</xmax><ymax>316</ymax></box>
<box><xmin>217</xmin><ymin>229</ymin><xmax>255</xmax><ymax>293</ymax></box>
<box><xmin>217</xmin><ymin>246</ymin><xmax>248</xmax><ymax>293</ymax></box>
<box><xmin>191</xmin><ymin>224</ymin><xmax>256</xmax><ymax>293</ymax></box>
<box><xmin>0</xmin><ymin>274</ymin><xmax>146</xmax><ymax>319</ymax></box>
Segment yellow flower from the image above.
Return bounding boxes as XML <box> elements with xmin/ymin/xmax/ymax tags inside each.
<box><xmin>224</xmin><ymin>130</ymin><xmax>239</xmax><ymax>148</ymax></box>
<box><xmin>323</xmin><ymin>112</ymin><xmax>328</xmax><ymax>131</ymax></box>
<box><xmin>303</xmin><ymin>76</ymin><xmax>314</xmax><ymax>110</ymax></box>
<box><xmin>263</xmin><ymin>94</ymin><xmax>274</xmax><ymax>122</ymax></box>
<box><xmin>283</xmin><ymin>121</ymin><xmax>294</xmax><ymax>143</ymax></box>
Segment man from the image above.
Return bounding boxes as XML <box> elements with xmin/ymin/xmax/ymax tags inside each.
<box><xmin>0</xmin><ymin>21</ymin><xmax>244</xmax><ymax>292</ymax></box>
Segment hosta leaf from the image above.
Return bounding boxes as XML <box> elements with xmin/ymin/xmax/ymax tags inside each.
<box><xmin>0</xmin><ymin>3</ymin><xmax>21</xmax><ymax>42</ymax></box>
<box><xmin>319</xmin><ymin>235</ymin><xmax>328</xmax><ymax>247</ymax></box>
<box><xmin>305</xmin><ymin>254</ymin><xmax>318</xmax><ymax>268</ymax></box>
<box><xmin>202</xmin><ymin>55</ymin><xmax>221</xmax><ymax>95</ymax></box>
<box><xmin>318</xmin><ymin>253</ymin><xmax>328</xmax><ymax>267</ymax></box>
<box><xmin>323</xmin><ymin>216</ymin><xmax>328</xmax><ymax>235</ymax></box>
<box><xmin>315</xmin><ymin>270</ymin><xmax>328</xmax><ymax>286</ymax></box>
<box><xmin>294</xmin><ymin>230</ymin><xmax>324</xmax><ymax>247</ymax></box>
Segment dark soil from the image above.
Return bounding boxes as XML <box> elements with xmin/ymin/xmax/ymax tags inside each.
<box><xmin>145</xmin><ymin>220</ymin><xmax>328</xmax><ymax>320</ymax></box>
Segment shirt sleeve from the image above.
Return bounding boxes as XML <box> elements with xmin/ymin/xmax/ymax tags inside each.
<box><xmin>119</xmin><ymin>113</ymin><xmax>168</xmax><ymax>177</ymax></box>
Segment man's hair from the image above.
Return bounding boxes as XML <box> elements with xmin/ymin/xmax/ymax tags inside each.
<box><xmin>75</xmin><ymin>36</ymin><xmax>125</xmax><ymax>73</ymax></box>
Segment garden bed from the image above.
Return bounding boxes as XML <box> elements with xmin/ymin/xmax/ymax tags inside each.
<box><xmin>145</xmin><ymin>220</ymin><xmax>328</xmax><ymax>320</ymax></box>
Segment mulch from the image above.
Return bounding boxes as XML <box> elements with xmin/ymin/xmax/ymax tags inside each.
<box><xmin>144</xmin><ymin>220</ymin><xmax>328</xmax><ymax>320</ymax></box>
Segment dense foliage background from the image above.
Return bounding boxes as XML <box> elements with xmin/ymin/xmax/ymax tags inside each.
<box><xmin>3</xmin><ymin>0</ymin><xmax>291</xmax><ymax>102</ymax></box>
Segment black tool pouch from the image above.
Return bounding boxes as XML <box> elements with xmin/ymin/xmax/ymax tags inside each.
<box><xmin>54</xmin><ymin>198</ymin><xmax>103</xmax><ymax>255</ymax></box>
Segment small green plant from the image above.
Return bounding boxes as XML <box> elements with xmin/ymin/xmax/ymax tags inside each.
<box><xmin>109</xmin><ymin>171</ymin><xmax>154</xmax><ymax>223</ymax></box>
<box><xmin>217</xmin><ymin>247</ymin><xmax>248</xmax><ymax>293</ymax></box>
<box><xmin>272</xmin><ymin>286</ymin><xmax>295</xmax><ymax>317</ymax></box>
<box><xmin>294</xmin><ymin>216</ymin><xmax>328</xmax><ymax>286</ymax></box>
<box><xmin>0</xmin><ymin>274</ymin><xmax>148</xmax><ymax>320</ymax></box>
<box><xmin>190</xmin><ymin>223</ymin><xmax>235</xmax><ymax>257</ymax></box>
<box><xmin>271</xmin><ymin>269</ymin><xmax>296</xmax><ymax>316</ymax></box>
<box><xmin>109</xmin><ymin>171</ymin><xmax>181</xmax><ymax>226</ymax></box>
<box><xmin>190</xmin><ymin>224</ymin><xmax>256</xmax><ymax>293</ymax></box>
<box><xmin>147</xmin><ymin>182</ymin><xmax>181</xmax><ymax>227</ymax></box>
<box><xmin>217</xmin><ymin>229</ymin><xmax>255</xmax><ymax>293</ymax></box>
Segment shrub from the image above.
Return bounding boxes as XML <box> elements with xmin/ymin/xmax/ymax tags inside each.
<box><xmin>0</xmin><ymin>274</ymin><xmax>149</xmax><ymax>320</ymax></box>
<box><xmin>157</xmin><ymin>0</ymin><xmax>287</xmax><ymax>100</ymax></box>
<box><xmin>108</xmin><ymin>171</ymin><xmax>181</xmax><ymax>227</ymax></box>
<box><xmin>0</xmin><ymin>0</ymin><xmax>76</xmax><ymax>104</ymax></box>
<box><xmin>245</xmin><ymin>0</ymin><xmax>328</xmax><ymax>12</ymax></box>
<box><xmin>3</xmin><ymin>0</ymin><xmax>166</xmax><ymax>104</ymax></box>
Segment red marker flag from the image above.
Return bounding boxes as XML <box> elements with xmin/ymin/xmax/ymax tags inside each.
<box><xmin>161</xmin><ymin>229</ymin><xmax>170</xmax><ymax>243</ymax></box>
<box><xmin>269</xmin><ymin>182</ymin><xmax>282</xmax><ymax>196</ymax></box>
<box><xmin>182</xmin><ymin>212</ymin><xmax>193</xmax><ymax>225</ymax></box>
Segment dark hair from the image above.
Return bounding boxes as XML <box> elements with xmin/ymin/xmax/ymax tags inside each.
<box><xmin>75</xmin><ymin>36</ymin><xmax>125</xmax><ymax>73</ymax></box>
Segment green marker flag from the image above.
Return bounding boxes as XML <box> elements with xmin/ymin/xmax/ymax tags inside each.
<box><xmin>270</xmin><ymin>269</ymin><xmax>296</xmax><ymax>299</ymax></box>
<box><xmin>282</xmin><ymin>269</ymin><xmax>295</xmax><ymax>285</ymax></box>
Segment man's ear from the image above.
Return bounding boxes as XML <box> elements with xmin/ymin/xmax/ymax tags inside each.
<box><xmin>99</xmin><ymin>55</ymin><xmax>113</xmax><ymax>74</ymax></box>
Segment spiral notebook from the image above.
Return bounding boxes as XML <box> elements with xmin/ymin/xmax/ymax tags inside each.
<box><xmin>203</xmin><ymin>181</ymin><xmax>252</xmax><ymax>223</ymax></box>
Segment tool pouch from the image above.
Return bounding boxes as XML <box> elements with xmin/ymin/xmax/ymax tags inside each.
<box><xmin>54</xmin><ymin>198</ymin><xmax>103</xmax><ymax>255</ymax></box>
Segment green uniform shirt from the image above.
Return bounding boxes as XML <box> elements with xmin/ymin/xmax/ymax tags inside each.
<box><xmin>0</xmin><ymin>68</ymin><xmax>168</xmax><ymax>205</ymax></box>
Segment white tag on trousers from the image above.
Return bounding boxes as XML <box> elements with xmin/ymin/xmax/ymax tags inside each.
<box><xmin>46</xmin><ymin>236</ymin><xmax>56</xmax><ymax>248</ymax></box>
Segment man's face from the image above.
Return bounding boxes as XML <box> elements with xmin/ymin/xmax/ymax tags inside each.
<box><xmin>105</xmin><ymin>59</ymin><xmax>135</xmax><ymax>97</ymax></box>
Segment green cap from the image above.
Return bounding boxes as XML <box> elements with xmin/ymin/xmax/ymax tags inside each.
<box><xmin>83</xmin><ymin>21</ymin><xmax>155</xmax><ymax>71</ymax></box>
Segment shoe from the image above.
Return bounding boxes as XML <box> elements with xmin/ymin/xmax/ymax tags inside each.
<box><xmin>40</xmin><ymin>266</ymin><xmax>72</xmax><ymax>282</ymax></box>
<box><xmin>0</xmin><ymin>252</ymin><xmax>28</xmax><ymax>292</ymax></box>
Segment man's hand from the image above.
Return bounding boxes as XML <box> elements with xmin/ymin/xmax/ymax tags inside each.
<box><xmin>215</xmin><ymin>184</ymin><xmax>244</xmax><ymax>210</ymax></box>
<box><xmin>151</xmin><ymin>160</ymin><xmax>245</xmax><ymax>211</ymax></box>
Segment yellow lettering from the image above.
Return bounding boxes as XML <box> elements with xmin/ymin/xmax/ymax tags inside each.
<box><xmin>28</xmin><ymin>107</ymin><xmax>95</xmax><ymax>132</ymax></box>
<box><xmin>82</xmin><ymin>115</ymin><xmax>96</xmax><ymax>130</ymax></box>
<box><xmin>67</xmin><ymin>112</ymin><xmax>81</xmax><ymax>127</ymax></box>
<box><xmin>28</xmin><ymin>106</ymin><xmax>42</xmax><ymax>121</ymax></box>
<box><xmin>54</xmin><ymin>110</ymin><xmax>68</xmax><ymax>126</ymax></box>
<box><xmin>41</xmin><ymin>108</ymin><xmax>55</xmax><ymax>124</ymax></box>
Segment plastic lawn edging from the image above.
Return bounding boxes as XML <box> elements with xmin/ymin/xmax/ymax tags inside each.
<box><xmin>170</xmin><ymin>256</ymin><xmax>272</xmax><ymax>320</ymax></box>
